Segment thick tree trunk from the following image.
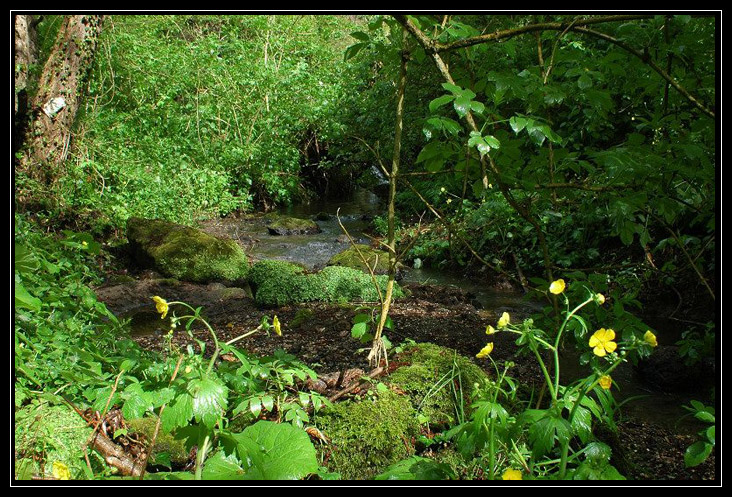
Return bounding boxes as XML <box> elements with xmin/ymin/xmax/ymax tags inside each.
<box><xmin>17</xmin><ymin>15</ymin><xmax>103</xmax><ymax>188</ymax></box>
<box><xmin>14</xmin><ymin>15</ymin><xmax>39</xmax><ymax>154</ymax></box>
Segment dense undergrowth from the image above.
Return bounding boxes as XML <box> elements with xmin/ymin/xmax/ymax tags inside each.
<box><xmin>14</xmin><ymin>14</ymin><xmax>717</xmax><ymax>481</ymax></box>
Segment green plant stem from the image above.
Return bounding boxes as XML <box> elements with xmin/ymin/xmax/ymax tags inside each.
<box><xmin>225</xmin><ymin>325</ymin><xmax>264</xmax><ymax>346</ymax></box>
<box><xmin>552</xmin><ymin>296</ymin><xmax>593</xmax><ymax>399</ymax></box>
<box><xmin>558</xmin><ymin>355</ymin><xmax>625</xmax><ymax>479</ymax></box>
<box><xmin>194</xmin><ymin>434</ymin><xmax>211</xmax><ymax>480</ymax></box>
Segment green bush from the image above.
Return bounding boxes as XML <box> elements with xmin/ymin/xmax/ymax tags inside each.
<box><xmin>248</xmin><ymin>260</ymin><xmax>403</xmax><ymax>307</ymax></box>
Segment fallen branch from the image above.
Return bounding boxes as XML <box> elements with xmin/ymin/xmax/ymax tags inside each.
<box><xmin>327</xmin><ymin>367</ymin><xmax>385</xmax><ymax>402</ymax></box>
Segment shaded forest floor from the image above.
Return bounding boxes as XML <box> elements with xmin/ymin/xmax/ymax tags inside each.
<box><xmin>95</xmin><ymin>273</ymin><xmax>716</xmax><ymax>481</ymax></box>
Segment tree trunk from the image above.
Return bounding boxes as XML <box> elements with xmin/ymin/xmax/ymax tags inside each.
<box><xmin>14</xmin><ymin>15</ymin><xmax>39</xmax><ymax>154</ymax></box>
<box><xmin>17</xmin><ymin>15</ymin><xmax>103</xmax><ymax>189</ymax></box>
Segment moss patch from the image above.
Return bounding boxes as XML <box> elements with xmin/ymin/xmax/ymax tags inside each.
<box><xmin>247</xmin><ymin>260</ymin><xmax>404</xmax><ymax>307</ymax></box>
<box><xmin>127</xmin><ymin>217</ymin><xmax>250</xmax><ymax>284</ymax></box>
<box><xmin>14</xmin><ymin>401</ymin><xmax>100</xmax><ymax>480</ymax></box>
<box><xmin>315</xmin><ymin>390</ymin><xmax>419</xmax><ymax>480</ymax></box>
<box><xmin>127</xmin><ymin>417</ymin><xmax>189</xmax><ymax>467</ymax></box>
<box><xmin>388</xmin><ymin>343</ymin><xmax>489</xmax><ymax>428</ymax></box>
<box><xmin>327</xmin><ymin>244</ymin><xmax>393</xmax><ymax>275</ymax></box>
<box><xmin>265</xmin><ymin>214</ymin><xmax>321</xmax><ymax>235</ymax></box>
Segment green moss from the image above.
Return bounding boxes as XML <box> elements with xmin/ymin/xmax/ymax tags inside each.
<box><xmin>127</xmin><ymin>217</ymin><xmax>250</xmax><ymax>283</ymax></box>
<box><xmin>389</xmin><ymin>343</ymin><xmax>489</xmax><ymax>428</ymax></box>
<box><xmin>248</xmin><ymin>260</ymin><xmax>309</xmax><ymax>307</ymax></box>
<box><xmin>248</xmin><ymin>260</ymin><xmax>404</xmax><ymax>307</ymax></box>
<box><xmin>327</xmin><ymin>244</ymin><xmax>393</xmax><ymax>275</ymax></box>
<box><xmin>314</xmin><ymin>390</ymin><xmax>419</xmax><ymax>480</ymax></box>
<box><xmin>14</xmin><ymin>401</ymin><xmax>100</xmax><ymax>479</ymax></box>
<box><xmin>265</xmin><ymin>214</ymin><xmax>321</xmax><ymax>235</ymax></box>
<box><xmin>127</xmin><ymin>417</ymin><xmax>189</xmax><ymax>466</ymax></box>
<box><xmin>313</xmin><ymin>265</ymin><xmax>403</xmax><ymax>303</ymax></box>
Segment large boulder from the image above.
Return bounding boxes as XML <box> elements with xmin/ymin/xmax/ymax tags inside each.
<box><xmin>265</xmin><ymin>214</ymin><xmax>321</xmax><ymax>235</ymax></box>
<box><xmin>127</xmin><ymin>217</ymin><xmax>250</xmax><ymax>283</ymax></box>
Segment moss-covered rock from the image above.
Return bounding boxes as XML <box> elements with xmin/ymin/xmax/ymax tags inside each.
<box><xmin>127</xmin><ymin>217</ymin><xmax>250</xmax><ymax>284</ymax></box>
<box><xmin>327</xmin><ymin>244</ymin><xmax>394</xmax><ymax>275</ymax></box>
<box><xmin>314</xmin><ymin>390</ymin><xmax>419</xmax><ymax>480</ymax></box>
<box><xmin>247</xmin><ymin>260</ymin><xmax>404</xmax><ymax>307</ymax></box>
<box><xmin>265</xmin><ymin>214</ymin><xmax>321</xmax><ymax>235</ymax></box>
<box><xmin>388</xmin><ymin>343</ymin><xmax>489</xmax><ymax>428</ymax></box>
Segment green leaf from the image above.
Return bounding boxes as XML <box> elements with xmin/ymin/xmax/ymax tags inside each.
<box><xmin>375</xmin><ymin>456</ymin><xmax>455</xmax><ymax>480</ymax></box>
<box><xmin>351</xmin><ymin>321</ymin><xmax>368</xmax><ymax>339</ymax></box>
<box><xmin>15</xmin><ymin>280</ymin><xmax>42</xmax><ymax>312</ymax></box>
<box><xmin>188</xmin><ymin>376</ymin><xmax>228</xmax><ymax>429</ymax></box>
<box><xmin>684</xmin><ymin>440</ymin><xmax>713</xmax><ymax>467</ymax></box>
<box><xmin>161</xmin><ymin>393</ymin><xmax>194</xmax><ymax>432</ymax></box>
<box><xmin>222</xmin><ymin>421</ymin><xmax>318</xmax><ymax>480</ymax></box>
<box><xmin>202</xmin><ymin>451</ymin><xmax>246</xmax><ymax>480</ymax></box>
<box><xmin>350</xmin><ymin>31</ymin><xmax>370</xmax><ymax>42</ymax></box>
<box><xmin>453</xmin><ymin>95</ymin><xmax>472</xmax><ymax>118</ymax></box>
<box><xmin>344</xmin><ymin>43</ymin><xmax>366</xmax><ymax>61</ymax></box>
<box><xmin>429</xmin><ymin>94</ymin><xmax>455</xmax><ymax>113</ymax></box>
<box><xmin>509</xmin><ymin>116</ymin><xmax>528</xmax><ymax>134</ymax></box>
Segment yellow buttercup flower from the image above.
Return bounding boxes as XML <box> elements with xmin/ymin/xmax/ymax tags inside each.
<box><xmin>643</xmin><ymin>330</ymin><xmax>658</xmax><ymax>347</ymax></box>
<box><xmin>476</xmin><ymin>343</ymin><xmax>494</xmax><ymax>359</ymax></box>
<box><xmin>52</xmin><ymin>461</ymin><xmax>71</xmax><ymax>480</ymax></box>
<box><xmin>595</xmin><ymin>293</ymin><xmax>606</xmax><ymax>305</ymax></box>
<box><xmin>273</xmin><ymin>315</ymin><xmax>282</xmax><ymax>336</ymax></box>
<box><xmin>549</xmin><ymin>279</ymin><xmax>566</xmax><ymax>295</ymax></box>
<box><xmin>152</xmin><ymin>296</ymin><xmax>169</xmax><ymax>319</ymax></box>
<box><xmin>589</xmin><ymin>328</ymin><xmax>617</xmax><ymax>357</ymax></box>
<box><xmin>502</xmin><ymin>468</ymin><xmax>522</xmax><ymax>480</ymax></box>
<box><xmin>497</xmin><ymin>312</ymin><xmax>510</xmax><ymax>328</ymax></box>
<box><xmin>599</xmin><ymin>375</ymin><xmax>613</xmax><ymax>390</ymax></box>
<box><xmin>486</xmin><ymin>325</ymin><xmax>496</xmax><ymax>335</ymax></box>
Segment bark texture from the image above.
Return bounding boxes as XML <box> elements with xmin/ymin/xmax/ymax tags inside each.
<box><xmin>17</xmin><ymin>15</ymin><xmax>103</xmax><ymax>187</ymax></box>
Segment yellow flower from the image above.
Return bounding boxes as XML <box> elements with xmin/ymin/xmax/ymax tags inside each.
<box><xmin>549</xmin><ymin>279</ymin><xmax>566</xmax><ymax>295</ymax></box>
<box><xmin>589</xmin><ymin>328</ymin><xmax>617</xmax><ymax>357</ymax></box>
<box><xmin>273</xmin><ymin>315</ymin><xmax>282</xmax><ymax>336</ymax></box>
<box><xmin>151</xmin><ymin>296</ymin><xmax>169</xmax><ymax>319</ymax></box>
<box><xmin>497</xmin><ymin>312</ymin><xmax>510</xmax><ymax>328</ymax></box>
<box><xmin>440</xmin><ymin>187</ymin><xmax>446</xmax><ymax>193</ymax></box>
<box><xmin>52</xmin><ymin>461</ymin><xmax>71</xmax><ymax>480</ymax></box>
<box><xmin>502</xmin><ymin>468</ymin><xmax>522</xmax><ymax>480</ymax></box>
<box><xmin>643</xmin><ymin>330</ymin><xmax>658</xmax><ymax>347</ymax></box>
<box><xmin>476</xmin><ymin>343</ymin><xmax>494</xmax><ymax>359</ymax></box>
<box><xmin>446</xmin><ymin>198</ymin><xmax>452</xmax><ymax>204</ymax></box>
<box><xmin>595</xmin><ymin>293</ymin><xmax>606</xmax><ymax>305</ymax></box>
<box><xmin>486</xmin><ymin>325</ymin><xmax>496</xmax><ymax>335</ymax></box>
<box><xmin>598</xmin><ymin>375</ymin><xmax>613</xmax><ymax>390</ymax></box>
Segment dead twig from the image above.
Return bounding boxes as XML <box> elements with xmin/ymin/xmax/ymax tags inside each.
<box><xmin>327</xmin><ymin>367</ymin><xmax>385</xmax><ymax>402</ymax></box>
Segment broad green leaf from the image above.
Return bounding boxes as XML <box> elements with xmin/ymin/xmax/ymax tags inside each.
<box><xmin>509</xmin><ymin>116</ymin><xmax>529</xmax><ymax>134</ymax></box>
<box><xmin>684</xmin><ymin>441</ymin><xmax>713</xmax><ymax>468</ymax></box>
<box><xmin>223</xmin><ymin>421</ymin><xmax>318</xmax><ymax>480</ymax></box>
<box><xmin>202</xmin><ymin>451</ymin><xmax>246</xmax><ymax>480</ymax></box>
<box><xmin>351</xmin><ymin>321</ymin><xmax>368</xmax><ymax>339</ymax></box>
<box><xmin>15</xmin><ymin>280</ymin><xmax>42</xmax><ymax>312</ymax></box>
<box><xmin>188</xmin><ymin>376</ymin><xmax>228</xmax><ymax>429</ymax></box>
<box><xmin>161</xmin><ymin>393</ymin><xmax>194</xmax><ymax>432</ymax></box>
